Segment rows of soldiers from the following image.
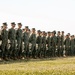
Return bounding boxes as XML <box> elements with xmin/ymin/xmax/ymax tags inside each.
<box><xmin>0</xmin><ymin>22</ymin><xmax>75</xmax><ymax>60</ymax></box>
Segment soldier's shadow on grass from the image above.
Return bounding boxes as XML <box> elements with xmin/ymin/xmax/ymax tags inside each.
<box><xmin>0</xmin><ymin>58</ymin><xmax>57</xmax><ymax>65</ymax></box>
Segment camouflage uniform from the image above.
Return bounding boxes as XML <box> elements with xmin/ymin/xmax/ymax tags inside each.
<box><xmin>42</xmin><ymin>31</ymin><xmax>46</xmax><ymax>58</ymax></box>
<box><xmin>46</xmin><ymin>32</ymin><xmax>51</xmax><ymax>57</ymax></box>
<box><xmin>36</xmin><ymin>30</ymin><xmax>42</xmax><ymax>58</ymax></box>
<box><xmin>70</xmin><ymin>35</ymin><xmax>75</xmax><ymax>56</ymax></box>
<box><xmin>57</xmin><ymin>31</ymin><xmax>61</xmax><ymax>57</ymax></box>
<box><xmin>61</xmin><ymin>31</ymin><xmax>64</xmax><ymax>56</ymax></box>
<box><xmin>64</xmin><ymin>35</ymin><xmax>70</xmax><ymax>56</ymax></box>
<box><xmin>8</xmin><ymin>22</ymin><xmax>16</xmax><ymax>59</ymax></box>
<box><xmin>1</xmin><ymin>23</ymin><xmax>8</xmax><ymax>59</ymax></box>
<box><xmin>51</xmin><ymin>31</ymin><xmax>57</xmax><ymax>57</ymax></box>
<box><xmin>29</xmin><ymin>28</ymin><xmax>36</xmax><ymax>58</ymax></box>
<box><xmin>0</xmin><ymin>26</ymin><xmax>3</xmax><ymax>57</ymax></box>
<box><xmin>16</xmin><ymin>23</ymin><xmax>23</xmax><ymax>58</ymax></box>
<box><xmin>23</xmin><ymin>26</ymin><xmax>29</xmax><ymax>57</ymax></box>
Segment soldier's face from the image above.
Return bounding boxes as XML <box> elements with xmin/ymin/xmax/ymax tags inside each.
<box><xmin>32</xmin><ymin>30</ymin><xmax>35</xmax><ymax>33</ymax></box>
<box><xmin>25</xmin><ymin>28</ymin><xmax>28</xmax><ymax>31</ymax></box>
<box><xmin>58</xmin><ymin>33</ymin><xmax>60</xmax><ymax>35</ymax></box>
<box><xmin>37</xmin><ymin>32</ymin><xmax>40</xmax><ymax>35</ymax></box>
<box><xmin>66</xmin><ymin>36</ymin><xmax>69</xmax><ymax>38</ymax></box>
<box><xmin>18</xmin><ymin>25</ymin><xmax>22</xmax><ymax>28</ymax></box>
<box><xmin>3</xmin><ymin>26</ymin><xmax>7</xmax><ymax>29</ymax></box>
<box><xmin>11</xmin><ymin>25</ymin><xmax>15</xmax><ymax>28</ymax></box>
<box><xmin>68</xmin><ymin>34</ymin><xmax>70</xmax><ymax>36</ymax></box>
<box><xmin>48</xmin><ymin>33</ymin><xmax>50</xmax><ymax>36</ymax></box>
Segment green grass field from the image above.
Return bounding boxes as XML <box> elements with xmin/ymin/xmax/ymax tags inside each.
<box><xmin>0</xmin><ymin>57</ymin><xmax>75</xmax><ymax>75</ymax></box>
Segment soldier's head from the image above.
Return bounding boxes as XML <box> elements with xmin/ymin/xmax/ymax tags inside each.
<box><xmin>11</xmin><ymin>22</ymin><xmax>16</xmax><ymax>28</ymax></box>
<box><xmin>18</xmin><ymin>23</ymin><xmax>22</xmax><ymax>28</ymax></box>
<box><xmin>53</xmin><ymin>30</ymin><xmax>56</xmax><ymax>35</ymax></box>
<box><xmin>71</xmin><ymin>35</ymin><xmax>74</xmax><ymax>39</ymax></box>
<box><xmin>66</xmin><ymin>35</ymin><xmax>69</xmax><ymax>38</ymax></box>
<box><xmin>57</xmin><ymin>31</ymin><xmax>60</xmax><ymax>35</ymax></box>
<box><xmin>37</xmin><ymin>30</ymin><xmax>41</xmax><ymax>35</ymax></box>
<box><xmin>25</xmin><ymin>26</ymin><xmax>29</xmax><ymax>31</ymax></box>
<box><xmin>68</xmin><ymin>33</ymin><xmax>70</xmax><ymax>36</ymax></box>
<box><xmin>32</xmin><ymin>28</ymin><xmax>36</xmax><ymax>33</ymax></box>
<box><xmin>52</xmin><ymin>31</ymin><xmax>54</xmax><ymax>36</ymax></box>
<box><xmin>47</xmin><ymin>31</ymin><xmax>51</xmax><ymax>36</ymax></box>
<box><xmin>42</xmin><ymin>31</ymin><xmax>45</xmax><ymax>36</ymax></box>
<box><xmin>61</xmin><ymin>31</ymin><xmax>64</xmax><ymax>35</ymax></box>
<box><xmin>3</xmin><ymin>22</ymin><xmax>7</xmax><ymax>29</ymax></box>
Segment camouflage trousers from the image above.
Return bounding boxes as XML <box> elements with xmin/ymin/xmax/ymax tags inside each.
<box><xmin>42</xmin><ymin>43</ymin><xmax>46</xmax><ymax>58</ymax></box>
<box><xmin>17</xmin><ymin>39</ymin><xmax>22</xmax><ymax>58</ymax></box>
<box><xmin>1</xmin><ymin>40</ymin><xmax>8</xmax><ymax>58</ymax></box>
<box><xmin>65</xmin><ymin>46</ymin><xmax>70</xmax><ymax>56</ymax></box>
<box><xmin>37</xmin><ymin>44</ymin><xmax>42</xmax><ymax>58</ymax></box>
<box><xmin>9</xmin><ymin>39</ymin><xmax>17</xmax><ymax>58</ymax></box>
<box><xmin>24</xmin><ymin>42</ymin><xmax>29</xmax><ymax>57</ymax></box>
<box><xmin>31</xmin><ymin>44</ymin><xmax>36</xmax><ymax>58</ymax></box>
<box><xmin>70</xmin><ymin>46</ymin><xmax>75</xmax><ymax>56</ymax></box>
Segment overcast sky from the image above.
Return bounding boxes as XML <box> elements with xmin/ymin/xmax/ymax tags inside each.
<box><xmin>0</xmin><ymin>0</ymin><xmax>75</xmax><ymax>35</ymax></box>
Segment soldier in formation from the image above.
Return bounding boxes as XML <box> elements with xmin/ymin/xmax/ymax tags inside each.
<box><xmin>0</xmin><ymin>22</ymin><xmax>75</xmax><ymax>61</ymax></box>
<box><xmin>1</xmin><ymin>23</ymin><xmax>8</xmax><ymax>60</ymax></box>
<box><xmin>16</xmin><ymin>23</ymin><xmax>23</xmax><ymax>59</ymax></box>
<box><xmin>8</xmin><ymin>22</ymin><xmax>16</xmax><ymax>59</ymax></box>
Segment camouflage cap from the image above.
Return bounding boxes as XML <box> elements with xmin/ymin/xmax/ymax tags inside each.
<box><xmin>18</xmin><ymin>23</ymin><xmax>22</xmax><ymax>26</ymax></box>
<box><xmin>53</xmin><ymin>30</ymin><xmax>56</xmax><ymax>34</ymax></box>
<box><xmin>25</xmin><ymin>26</ymin><xmax>28</xmax><ymax>28</ymax></box>
<box><xmin>37</xmin><ymin>30</ymin><xmax>41</xmax><ymax>32</ymax></box>
<box><xmin>32</xmin><ymin>28</ymin><xmax>35</xmax><ymax>30</ymax></box>
<box><xmin>11</xmin><ymin>22</ymin><xmax>16</xmax><ymax>25</ymax></box>
<box><xmin>47</xmin><ymin>31</ymin><xmax>50</xmax><ymax>33</ymax></box>
<box><xmin>3</xmin><ymin>22</ymin><xmax>7</xmax><ymax>26</ymax></box>
<box><xmin>62</xmin><ymin>31</ymin><xmax>64</xmax><ymax>33</ymax></box>
<box><xmin>58</xmin><ymin>31</ymin><xmax>60</xmax><ymax>33</ymax></box>
<box><xmin>68</xmin><ymin>33</ymin><xmax>70</xmax><ymax>35</ymax></box>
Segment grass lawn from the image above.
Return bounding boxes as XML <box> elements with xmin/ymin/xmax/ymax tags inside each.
<box><xmin>0</xmin><ymin>57</ymin><xmax>75</xmax><ymax>75</ymax></box>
